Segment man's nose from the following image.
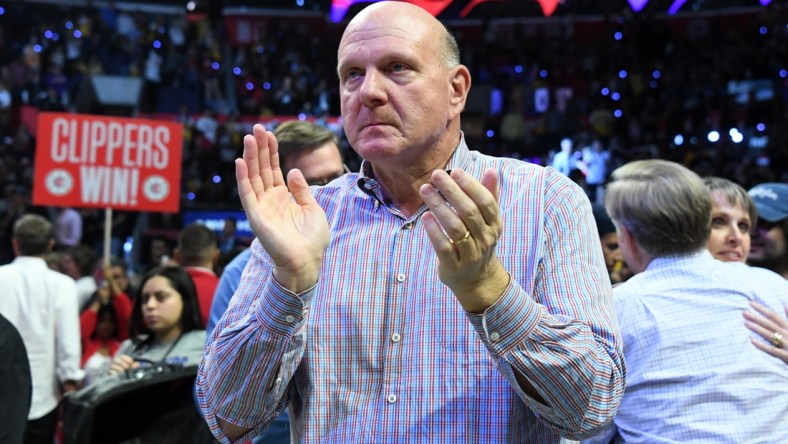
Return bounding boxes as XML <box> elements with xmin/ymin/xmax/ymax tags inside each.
<box><xmin>359</xmin><ymin>70</ymin><xmax>387</xmax><ymax>107</ymax></box>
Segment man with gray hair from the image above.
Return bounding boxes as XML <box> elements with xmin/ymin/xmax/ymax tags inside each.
<box><xmin>0</xmin><ymin>214</ymin><xmax>83</xmax><ymax>444</ymax></box>
<box><xmin>584</xmin><ymin>160</ymin><xmax>788</xmax><ymax>443</ymax></box>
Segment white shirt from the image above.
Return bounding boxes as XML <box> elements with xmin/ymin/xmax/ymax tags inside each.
<box><xmin>551</xmin><ymin>149</ymin><xmax>575</xmax><ymax>176</ymax></box>
<box><xmin>0</xmin><ymin>256</ymin><xmax>84</xmax><ymax>419</ymax></box>
<box><xmin>585</xmin><ymin>251</ymin><xmax>788</xmax><ymax>443</ymax></box>
<box><xmin>76</xmin><ymin>275</ymin><xmax>97</xmax><ymax>310</ymax></box>
<box><xmin>582</xmin><ymin>148</ymin><xmax>610</xmax><ymax>185</ymax></box>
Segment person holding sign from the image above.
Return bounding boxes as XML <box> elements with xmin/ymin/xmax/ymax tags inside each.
<box><xmin>198</xmin><ymin>2</ymin><xmax>624</xmax><ymax>442</ymax></box>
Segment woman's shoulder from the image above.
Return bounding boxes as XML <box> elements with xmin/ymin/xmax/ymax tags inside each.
<box><xmin>169</xmin><ymin>330</ymin><xmax>207</xmax><ymax>366</ymax></box>
<box><xmin>115</xmin><ymin>337</ymin><xmax>135</xmax><ymax>356</ymax></box>
<box><xmin>181</xmin><ymin>329</ymin><xmax>207</xmax><ymax>342</ymax></box>
<box><xmin>173</xmin><ymin>330</ymin><xmax>207</xmax><ymax>353</ymax></box>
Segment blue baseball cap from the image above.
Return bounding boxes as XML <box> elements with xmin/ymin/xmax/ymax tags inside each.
<box><xmin>748</xmin><ymin>183</ymin><xmax>788</xmax><ymax>223</ymax></box>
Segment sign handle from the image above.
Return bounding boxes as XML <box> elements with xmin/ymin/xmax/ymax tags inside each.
<box><xmin>104</xmin><ymin>208</ymin><xmax>112</xmax><ymax>266</ymax></box>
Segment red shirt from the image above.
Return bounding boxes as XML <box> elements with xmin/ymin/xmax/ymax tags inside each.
<box><xmin>186</xmin><ymin>267</ymin><xmax>218</xmax><ymax>327</ymax></box>
<box><xmin>79</xmin><ymin>293</ymin><xmax>131</xmax><ymax>367</ymax></box>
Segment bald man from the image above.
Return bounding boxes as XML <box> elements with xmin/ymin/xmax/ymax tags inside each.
<box><xmin>198</xmin><ymin>2</ymin><xmax>624</xmax><ymax>442</ymax></box>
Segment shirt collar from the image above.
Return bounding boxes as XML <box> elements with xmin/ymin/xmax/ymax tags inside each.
<box><xmin>355</xmin><ymin>132</ymin><xmax>471</xmax><ymax>198</ymax></box>
<box><xmin>12</xmin><ymin>256</ymin><xmax>48</xmax><ymax>268</ymax></box>
<box><xmin>645</xmin><ymin>249</ymin><xmax>713</xmax><ymax>272</ymax></box>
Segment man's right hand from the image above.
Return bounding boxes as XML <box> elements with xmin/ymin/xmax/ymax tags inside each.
<box><xmin>235</xmin><ymin>124</ymin><xmax>330</xmax><ymax>293</ymax></box>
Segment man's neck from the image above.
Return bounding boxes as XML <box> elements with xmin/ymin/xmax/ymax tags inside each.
<box><xmin>368</xmin><ymin>141</ymin><xmax>458</xmax><ymax>218</ymax></box>
<box><xmin>185</xmin><ymin>264</ymin><xmax>215</xmax><ymax>274</ymax></box>
<box><xmin>373</xmin><ymin>167</ymin><xmax>435</xmax><ymax>217</ymax></box>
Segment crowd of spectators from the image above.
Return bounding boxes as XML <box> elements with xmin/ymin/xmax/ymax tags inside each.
<box><xmin>0</xmin><ymin>1</ymin><xmax>786</xmax><ymax>269</ymax></box>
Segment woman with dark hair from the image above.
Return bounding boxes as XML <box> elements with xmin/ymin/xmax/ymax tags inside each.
<box><xmin>107</xmin><ymin>266</ymin><xmax>205</xmax><ymax>375</ymax></box>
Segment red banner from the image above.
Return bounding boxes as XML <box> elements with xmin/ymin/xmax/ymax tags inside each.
<box><xmin>33</xmin><ymin>112</ymin><xmax>183</xmax><ymax>213</ymax></box>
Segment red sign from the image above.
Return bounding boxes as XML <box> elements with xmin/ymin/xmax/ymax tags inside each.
<box><xmin>33</xmin><ymin>112</ymin><xmax>183</xmax><ymax>213</ymax></box>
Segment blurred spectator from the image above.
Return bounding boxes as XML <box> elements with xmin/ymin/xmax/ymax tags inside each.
<box><xmin>140</xmin><ymin>235</ymin><xmax>174</xmax><ymax>274</ymax></box>
<box><xmin>140</xmin><ymin>48</ymin><xmax>162</xmax><ymax>113</ymax></box>
<box><xmin>0</xmin><ymin>80</ymin><xmax>11</xmax><ymax>128</ymax></box>
<box><xmin>54</xmin><ymin>207</ymin><xmax>83</xmax><ymax>249</ymax></box>
<box><xmin>0</xmin><ymin>187</ymin><xmax>41</xmax><ymax>264</ymax></box>
<box><xmin>103</xmin><ymin>255</ymin><xmax>137</xmax><ymax>303</ymax></box>
<box><xmin>748</xmin><ymin>183</ymin><xmax>788</xmax><ymax>278</ymax></box>
<box><xmin>0</xmin><ymin>214</ymin><xmax>83</xmax><ymax>444</ymax></box>
<box><xmin>217</xmin><ymin>217</ymin><xmax>240</xmax><ymax>254</ymax></box>
<box><xmin>195</xmin><ymin>109</ymin><xmax>219</xmax><ymax>145</ymax></box>
<box><xmin>550</xmin><ymin>137</ymin><xmax>577</xmax><ymax>176</ymax></box>
<box><xmin>107</xmin><ymin>210</ymin><xmax>138</xmax><ymax>260</ymax></box>
<box><xmin>175</xmin><ymin>223</ymin><xmax>219</xmax><ymax>325</ymax></box>
<box><xmin>703</xmin><ymin>177</ymin><xmax>757</xmax><ymax>263</ymax></box>
<box><xmin>62</xmin><ymin>244</ymin><xmax>99</xmax><ymax>309</ymax></box>
<box><xmin>591</xmin><ymin>203</ymin><xmax>632</xmax><ymax>285</ymax></box>
<box><xmin>79</xmin><ymin>270</ymin><xmax>132</xmax><ymax>385</ymax></box>
<box><xmin>44</xmin><ymin>251</ymin><xmax>66</xmax><ymax>273</ymax></box>
<box><xmin>581</xmin><ymin>139</ymin><xmax>610</xmax><ymax>204</ymax></box>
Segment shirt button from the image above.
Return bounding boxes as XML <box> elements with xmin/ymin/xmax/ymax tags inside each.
<box><xmin>403</xmin><ymin>222</ymin><xmax>413</xmax><ymax>230</ymax></box>
<box><xmin>275</xmin><ymin>377</ymin><xmax>282</xmax><ymax>384</ymax></box>
<box><xmin>391</xmin><ymin>333</ymin><xmax>401</xmax><ymax>343</ymax></box>
<box><xmin>490</xmin><ymin>332</ymin><xmax>500</xmax><ymax>342</ymax></box>
<box><xmin>396</xmin><ymin>273</ymin><xmax>405</xmax><ymax>283</ymax></box>
<box><xmin>387</xmin><ymin>394</ymin><xmax>397</xmax><ymax>404</ymax></box>
<box><xmin>285</xmin><ymin>315</ymin><xmax>295</xmax><ymax>324</ymax></box>
<box><xmin>302</xmin><ymin>308</ymin><xmax>309</xmax><ymax>317</ymax></box>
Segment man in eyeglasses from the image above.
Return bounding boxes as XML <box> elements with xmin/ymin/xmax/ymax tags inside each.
<box><xmin>274</xmin><ymin>120</ymin><xmax>349</xmax><ymax>187</ymax></box>
<box><xmin>204</xmin><ymin>119</ymin><xmax>346</xmax><ymax>444</ymax></box>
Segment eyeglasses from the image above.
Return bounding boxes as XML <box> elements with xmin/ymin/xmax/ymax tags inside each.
<box><xmin>306</xmin><ymin>164</ymin><xmax>351</xmax><ymax>187</ymax></box>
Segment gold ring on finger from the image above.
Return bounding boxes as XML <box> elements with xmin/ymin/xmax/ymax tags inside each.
<box><xmin>451</xmin><ymin>230</ymin><xmax>471</xmax><ymax>246</ymax></box>
<box><xmin>771</xmin><ymin>332</ymin><xmax>784</xmax><ymax>348</ymax></box>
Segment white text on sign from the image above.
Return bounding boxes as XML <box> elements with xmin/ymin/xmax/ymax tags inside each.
<box><xmin>50</xmin><ymin>118</ymin><xmax>170</xmax><ymax>169</ymax></box>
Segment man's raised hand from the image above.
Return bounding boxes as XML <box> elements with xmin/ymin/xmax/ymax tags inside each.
<box><xmin>235</xmin><ymin>124</ymin><xmax>329</xmax><ymax>293</ymax></box>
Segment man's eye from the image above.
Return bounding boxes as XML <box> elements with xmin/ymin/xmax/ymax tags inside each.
<box><xmin>711</xmin><ymin>218</ymin><xmax>724</xmax><ymax>227</ymax></box>
<box><xmin>391</xmin><ymin>63</ymin><xmax>406</xmax><ymax>72</ymax></box>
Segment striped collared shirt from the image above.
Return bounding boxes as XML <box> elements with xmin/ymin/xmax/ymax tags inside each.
<box><xmin>197</xmin><ymin>135</ymin><xmax>625</xmax><ymax>443</ymax></box>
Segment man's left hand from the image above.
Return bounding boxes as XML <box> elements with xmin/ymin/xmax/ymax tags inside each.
<box><xmin>419</xmin><ymin>168</ymin><xmax>510</xmax><ymax>313</ymax></box>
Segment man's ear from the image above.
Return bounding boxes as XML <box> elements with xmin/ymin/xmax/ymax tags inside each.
<box><xmin>172</xmin><ymin>248</ymin><xmax>182</xmax><ymax>264</ymax></box>
<box><xmin>616</xmin><ymin>224</ymin><xmax>646</xmax><ymax>274</ymax></box>
<box><xmin>448</xmin><ymin>65</ymin><xmax>471</xmax><ymax>119</ymax></box>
